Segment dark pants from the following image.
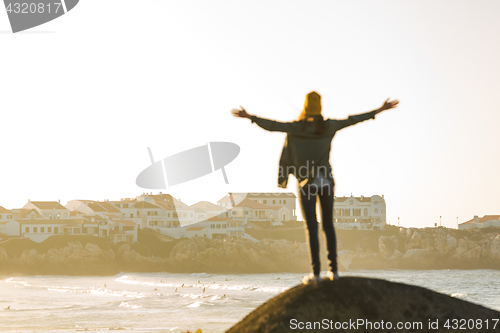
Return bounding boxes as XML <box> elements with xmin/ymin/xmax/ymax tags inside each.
<box><xmin>298</xmin><ymin>183</ymin><xmax>338</xmax><ymax>276</ymax></box>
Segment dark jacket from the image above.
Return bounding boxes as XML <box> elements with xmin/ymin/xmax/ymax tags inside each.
<box><xmin>251</xmin><ymin>110</ymin><xmax>377</xmax><ymax>188</ymax></box>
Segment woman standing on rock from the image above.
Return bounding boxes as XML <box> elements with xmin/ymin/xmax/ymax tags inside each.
<box><xmin>232</xmin><ymin>92</ymin><xmax>399</xmax><ymax>283</ymax></box>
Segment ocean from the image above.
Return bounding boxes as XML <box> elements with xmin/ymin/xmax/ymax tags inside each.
<box><xmin>1</xmin><ymin>270</ymin><xmax>499</xmax><ymax>332</ymax></box>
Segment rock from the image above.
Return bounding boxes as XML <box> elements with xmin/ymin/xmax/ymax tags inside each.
<box><xmin>390</xmin><ymin>249</ymin><xmax>403</xmax><ymax>260</ymax></box>
<box><xmin>378</xmin><ymin>236</ymin><xmax>393</xmax><ymax>258</ymax></box>
<box><xmin>0</xmin><ymin>247</ymin><xmax>8</xmax><ymax>263</ymax></box>
<box><xmin>20</xmin><ymin>249</ymin><xmax>44</xmax><ymax>265</ymax></box>
<box><xmin>480</xmin><ymin>234</ymin><xmax>500</xmax><ymax>260</ymax></box>
<box><xmin>456</xmin><ymin>238</ymin><xmax>468</xmax><ymax>255</ymax></box>
<box><xmin>446</xmin><ymin>234</ymin><xmax>457</xmax><ymax>250</ymax></box>
<box><xmin>403</xmin><ymin>249</ymin><xmax>433</xmax><ymax>261</ymax></box>
<box><xmin>168</xmin><ymin>237</ymin><xmax>322</xmax><ymax>273</ymax></box>
<box><xmin>226</xmin><ymin>277</ymin><xmax>500</xmax><ymax>333</ymax></box>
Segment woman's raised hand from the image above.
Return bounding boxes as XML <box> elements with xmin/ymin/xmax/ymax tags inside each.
<box><xmin>231</xmin><ymin>106</ymin><xmax>252</xmax><ymax>119</ymax></box>
<box><xmin>376</xmin><ymin>98</ymin><xmax>399</xmax><ymax>114</ymax></box>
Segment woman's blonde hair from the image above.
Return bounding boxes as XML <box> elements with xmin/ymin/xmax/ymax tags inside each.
<box><xmin>298</xmin><ymin>91</ymin><xmax>326</xmax><ymax>134</ymax></box>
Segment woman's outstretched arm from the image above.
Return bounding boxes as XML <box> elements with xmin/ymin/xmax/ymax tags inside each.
<box><xmin>231</xmin><ymin>106</ymin><xmax>298</xmax><ymax>133</ymax></box>
<box><xmin>334</xmin><ymin>98</ymin><xmax>399</xmax><ymax>131</ymax></box>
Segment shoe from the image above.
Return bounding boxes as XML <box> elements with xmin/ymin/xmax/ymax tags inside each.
<box><xmin>326</xmin><ymin>271</ymin><xmax>340</xmax><ymax>280</ymax></box>
<box><xmin>302</xmin><ymin>273</ymin><xmax>321</xmax><ymax>285</ymax></box>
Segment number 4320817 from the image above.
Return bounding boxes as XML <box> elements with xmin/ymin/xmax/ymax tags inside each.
<box><xmin>6</xmin><ymin>3</ymin><xmax>62</xmax><ymax>14</ymax></box>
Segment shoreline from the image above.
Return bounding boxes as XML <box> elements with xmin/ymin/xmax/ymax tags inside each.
<box><xmin>1</xmin><ymin>226</ymin><xmax>500</xmax><ymax>276</ymax></box>
<box><xmin>2</xmin><ymin>266</ymin><xmax>500</xmax><ymax>279</ymax></box>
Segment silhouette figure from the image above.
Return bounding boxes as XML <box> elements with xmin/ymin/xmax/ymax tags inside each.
<box><xmin>232</xmin><ymin>92</ymin><xmax>399</xmax><ymax>284</ymax></box>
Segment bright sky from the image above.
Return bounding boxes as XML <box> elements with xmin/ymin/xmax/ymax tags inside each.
<box><xmin>1</xmin><ymin>0</ymin><xmax>499</xmax><ymax>228</ymax></box>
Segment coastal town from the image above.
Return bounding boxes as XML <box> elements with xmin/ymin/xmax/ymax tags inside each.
<box><xmin>0</xmin><ymin>192</ymin><xmax>392</xmax><ymax>244</ymax></box>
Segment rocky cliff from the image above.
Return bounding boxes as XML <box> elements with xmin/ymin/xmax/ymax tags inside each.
<box><xmin>168</xmin><ymin>237</ymin><xmax>315</xmax><ymax>273</ymax></box>
<box><xmin>226</xmin><ymin>277</ymin><xmax>500</xmax><ymax>333</ymax></box>
<box><xmin>1</xmin><ymin>227</ymin><xmax>499</xmax><ymax>275</ymax></box>
<box><xmin>346</xmin><ymin>227</ymin><xmax>500</xmax><ymax>270</ymax></box>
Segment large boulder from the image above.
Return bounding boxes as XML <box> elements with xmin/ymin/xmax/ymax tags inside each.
<box><xmin>226</xmin><ymin>277</ymin><xmax>500</xmax><ymax>333</ymax></box>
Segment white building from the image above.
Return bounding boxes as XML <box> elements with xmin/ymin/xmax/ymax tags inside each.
<box><xmin>108</xmin><ymin>220</ymin><xmax>138</xmax><ymax>243</ymax></box>
<box><xmin>159</xmin><ymin>216</ymin><xmax>251</xmax><ymax>240</ymax></box>
<box><xmin>22</xmin><ymin>200</ymin><xmax>71</xmax><ymax>220</ymax></box>
<box><xmin>190</xmin><ymin>201</ymin><xmax>223</xmax><ymax>218</ymax></box>
<box><xmin>333</xmin><ymin>194</ymin><xmax>386</xmax><ymax>230</ymax></box>
<box><xmin>229</xmin><ymin>198</ymin><xmax>274</xmax><ymax>221</ymax></box>
<box><xmin>0</xmin><ymin>220</ymin><xmax>20</xmax><ymax>236</ymax></box>
<box><xmin>65</xmin><ymin>200</ymin><xmax>123</xmax><ymax>218</ymax></box>
<box><xmin>109</xmin><ymin>200</ymin><xmax>139</xmax><ymax>219</ymax></box>
<box><xmin>459</xmin><ymin>215</ymin><xmax>500</xmax><ymax>230</ymax></box>
<box><xmin>217</xmin><ymin>192</ymin><xmax>297</xmax><ymax>221</ymax></box>
<box><xmin>19</xmin><ymin>219</ymin><xmax>84</xmax><ymax>242</ymax></box>
<box><xmin>133</xmin><ymin>201</ymin><xmax>168</xmax><ymax>229</ymax></box>
<box><xmin>0</xmin><ymin>206</ymin><xmax>14</xmax><ymax>221</ymax></box>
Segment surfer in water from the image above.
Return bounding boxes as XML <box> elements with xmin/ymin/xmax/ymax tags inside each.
<box><xmin>232</xmin><ymin>92</ymin><xmax>399</xmax><ymax>284</ymax></box>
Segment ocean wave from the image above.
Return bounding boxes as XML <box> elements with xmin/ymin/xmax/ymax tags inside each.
<box><xmin>47</xmin><ymin>286</ymin><xmax>148</xmax><ymax>299</ymax></box>
<box><xmin>119</xmin><ymin>301</ymin><xmax>142</xmax><ymax>309</ymax></box>
<box><xmin>187</xmin><ymin>301</ymin><xmax>203</xmax><ymax>308</ymax></box>
<box><xmin>114</xmin><ymin>275</ymin><xmax>287</xmax><ymax>294</ymax></box>
<box><xmin>190</xmin><ymin>273</ymin><xmax>211</xmax><ymax>277</ymax></box>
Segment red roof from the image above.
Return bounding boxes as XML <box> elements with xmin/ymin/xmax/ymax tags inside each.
<box><xmin>186</xmin><ymin>227</ymin><xmax>205</xmax><ymax>231</ymax></box>
<box><xmin>19</xmin><ymin>209</ymin><xmax>42</xmax><ymax>219</ymax></box>
<box><xmin>461</xmin><ymin>215</ymin><xmax>500</xmax><ymax>225</ymax></box>
<box><xmin>206</xmin><ymin>216</ymin><xmax>232</xmax><ymax>222</ymax></box>
<box><xmin>0</xmin><ymin>206</ymin><xmax>12</xmax><ymax>214</ymax></box>
<box><xmin>87</xmin><ymin>201</ymin><xmax>121</xmax><ymax>213</ymax></box>
<box><xmin>30</xmin><ymin>201</ymin><xmax>67</xmax><ymax>210</ymax></box>
<box><xmin>153</xmin><ymin>201</ymin><xmax>175</xmax><ymax>210</ymax></box>
<box><xmin>234</xmin><ymin>198</ymin><xmax>272</xmax><ymax>210</ymax></box>
<box><xmin>190</xmin><ymin>201</ymin><xmax>223</xmax><ymax>212</ymax></box>
<box><xmin>114</xmin><ymin>220</ymin><xmax>136</xmax><ymax>226</ymax></box>
<box><xmin>134</xmin><ymin>201</ymin><xmax>161</xmax><ymax>209</ymax></box>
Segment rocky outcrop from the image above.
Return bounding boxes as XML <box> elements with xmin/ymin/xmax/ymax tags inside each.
<box><xmin>0</xmin><ymin>246</ymin><xmax>9</xmax><ymax>263</ymax></box>
<box><xmin>169</xmin><ymin>237</ymin><xmax>315</xmax><ymax>273</ymax></box>
<box><xmin>1</xmin><ymin>242</ymin><xmax>119</xmax><ymax>275</ymax></box>
<box><xmin>1</xmin><ymin>228</ymin><xmax>500</xmax><ymax>275</ymax></box>
<box><xmin>348</xmin><ymin>227</ymin><xmax>500</xmax><ymax>270</ymax></box>
<box><xmin>226</xmin><ymin>277</ymin><xmax>500</xmax><ymax>333</ymax></box>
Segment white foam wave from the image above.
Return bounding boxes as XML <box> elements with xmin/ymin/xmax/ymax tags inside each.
<box><xmin>187</xmin><ymin>301</ymin><xmax>202</xmax><ymax>308</ymax></box>
<box><xmin>47</xmin><ymin>287</ymin><xmax>147</xmax><ymax>298</ymax></box>
<box><xmin>5</xmin><ymin>278</ymin><xmax>32</xmax><ymax>287</ymax></box>
<box><xmin>115</xmin><ymin>275</ymin><xmax>182</xmax><ymax>288</ymax></box>
<box><xmin>114</xmin><ymin>275</ymin><xmax>286</xmax><ymax>294</ymax></box>
<box><xmin>119</xmin><ymin>301</ymin><xmax>142</xmax><ymax>309</ymax></box>
<box><xmin>181</xmin><ymin>293</ymin><xmax>213</xmax><ymax>299</ymax></box>
<box><xmin>190</xmin><ymin>273</ymin><xmax>211</xmax><ymax>277</ymax></box>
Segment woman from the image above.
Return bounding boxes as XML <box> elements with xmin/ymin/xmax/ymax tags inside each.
<box><xmin>232</xmin><ymin>92</ymin><xmax>399</xmax><ymax>283</ymax></box>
